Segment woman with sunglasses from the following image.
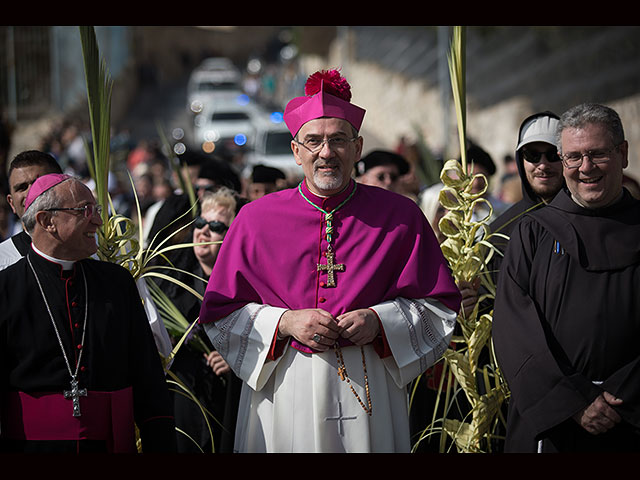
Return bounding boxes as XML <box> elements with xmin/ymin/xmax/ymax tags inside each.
<box><xmin>192</xmin><ymin>189</ymin><xmax>235</xmax><ymax>278</ymax></box>
<box><xmin>163</xmin><ymin>186</ymin><xmax>245</xmax><ymax>453</ymax></box>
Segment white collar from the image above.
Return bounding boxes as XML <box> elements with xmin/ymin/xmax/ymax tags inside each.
<box><xmin>31</xmin><ymin>244</ymin><xmax>76</xmax><ymax>271</ymax></box>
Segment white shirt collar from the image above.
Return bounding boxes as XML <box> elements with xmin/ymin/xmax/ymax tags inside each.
<box><xmin>31</xmin><ymin>244</ymin><xmax>76</xmax><ymax>271</ymax></box>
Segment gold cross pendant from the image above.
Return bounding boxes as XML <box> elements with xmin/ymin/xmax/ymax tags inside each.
<box><xmin>317</xmin><ymin>247</ymin><xmax>345</xmax><ymax>288</ymax></box>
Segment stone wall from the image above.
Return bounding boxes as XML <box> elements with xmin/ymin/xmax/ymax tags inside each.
<box><xmin>311</xmin><ymin>26</ymin><xmax>640</xmax><ymax>188</ymax></box>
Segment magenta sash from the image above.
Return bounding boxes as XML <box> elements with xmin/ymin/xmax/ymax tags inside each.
<box><xmin>2</xmin><ymin>387</ymin><xmax>136</xmax><ymax>453</ymax></box>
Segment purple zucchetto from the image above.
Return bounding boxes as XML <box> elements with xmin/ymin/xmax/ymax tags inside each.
<box><xmin>24</xmin><ymin>173</ymin><xmax>72</xmax><ymax>212</ymax></box>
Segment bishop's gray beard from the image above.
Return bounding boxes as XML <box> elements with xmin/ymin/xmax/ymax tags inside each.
<box><xmin>313</xmin><ymin>164</ymin><xmax>344</xmax><ymax>192</ymax></box>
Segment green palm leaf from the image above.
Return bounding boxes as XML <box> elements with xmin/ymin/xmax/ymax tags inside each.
<box><xmin>447</xmin><ymin>26</ymin><xmax>466</xmax><ymax>171</ymax></box>
<box><xmin>418</xmin><ymin>26</ymin><xmax>508</xmax><ymax>453</ymax></box>
<box><xmin>78</xmin><ymin>26</ymin><xmax>219</xmax><ymax>452</ymax></box>
<box><xmin>79</xmin><ymin>26</ymin><xmax>113</xmax><ymax>231</ymax></box>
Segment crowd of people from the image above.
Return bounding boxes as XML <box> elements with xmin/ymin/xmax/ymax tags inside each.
<box><xmin>1</xmin><ymin>67</ymin><xmax>639</xmax><ymax>454</ymax></box>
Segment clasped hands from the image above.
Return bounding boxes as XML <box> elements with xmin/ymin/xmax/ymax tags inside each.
<box><xmin>572</xmin><ymin>391</ymin><xmax>623</xmax><ymax>435</ymax></box>
<box><xmin>278</xmin><ymin>308</ymin><xmax>380</xmax><ymax>352</ymax></box>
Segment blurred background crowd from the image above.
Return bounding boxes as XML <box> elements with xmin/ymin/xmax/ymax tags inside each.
<box><xmin>2</xmin><ymin>26</ymin><xmax>640</xmax><ymax>243</ymax></box>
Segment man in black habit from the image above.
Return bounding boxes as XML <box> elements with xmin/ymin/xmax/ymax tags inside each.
<box><xmin>0</xmin><ymin>173</ymin><xmax>176</xmax><ymax>453</ymax></box>
<box><xmin>493</xmin><ymin>103</ymin><xmax>640</xmax><ymax>452</ymax></box>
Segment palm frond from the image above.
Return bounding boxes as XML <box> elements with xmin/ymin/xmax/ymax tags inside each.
<box><xmin>78</xmin><ymin>26</ymin><xmax>218</xmax><ymax>452</ymax></box>
<box><xmin>145</xmin><ymin>277</ymin><xmax>211</xmax><ymax>355</ymax></box>
<box><xmin>417</xmin><ymin>26</ymin><xmax>507</xmax><ymax>453</ymax></box>
<box><xmin>447</xmin><ymin>26</ymin><xmax>466</xmax><ymax>170</ymax></box>
<box><xmin>79</xmin><ymin>26</ymin><xmax>113</xmax><ymax>230</ymax></box>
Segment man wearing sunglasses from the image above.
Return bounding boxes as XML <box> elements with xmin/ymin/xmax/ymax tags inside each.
<box><xmin>471</xmin><ymin>113</ymin><xmax>564</xmax><ymax>324</ymax></box>
<box><xmin>488</xmin><ymin>112</ymin><xmax>564</xmax><ymax>263</ymax></box>
<box><xmin>0</xmin><ymin>174</ymin><xmax>176</xmax><ymax>453</ymax></box>
<box><xmin>493</xmin><ymin>103</ymin><xmax>640</xmax><ymax>452</ymax></box>
<box><xmin>460</xmin><ymin>114</ymin><xmax>564</xmax><ymax>362</ymax></box>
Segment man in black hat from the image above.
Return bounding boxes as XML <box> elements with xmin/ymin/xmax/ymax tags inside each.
<box><xmin>194</xmin><ymin>154</ymin><xmax>241</xmax><ymax>199</ymax></box>
<box><xmin>355</xmin><ymin>150</ymin><xmax>409</xmax><ymax>193</ymax></box>
<box><xmin>245</xmin><ymin>164</ymin><xmax>286</xmax><ymax>201</ymax></box>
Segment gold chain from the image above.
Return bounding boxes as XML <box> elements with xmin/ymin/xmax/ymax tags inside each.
<box><xmin>334</xmin><ymin>344</ymin><xmax>372</xmax><ymax>416</ymax></box>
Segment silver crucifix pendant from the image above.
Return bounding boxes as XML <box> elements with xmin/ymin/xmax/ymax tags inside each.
<box><xmin>64</xmin><ymin>377</ymin><xmax>87</xmax><ymax>417</ymax></box>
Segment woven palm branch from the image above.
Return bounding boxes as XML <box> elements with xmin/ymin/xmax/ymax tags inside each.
<box><xmin>419</xmin><ymin>26</ymin><xmax>507</xmax><ymax>453</ymax></box>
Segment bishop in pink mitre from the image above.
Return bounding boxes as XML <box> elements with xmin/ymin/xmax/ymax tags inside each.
<box><xmin>199</xmin><ymin>70</ymin><xmax>461</xmax><ymax>453</ymax></box>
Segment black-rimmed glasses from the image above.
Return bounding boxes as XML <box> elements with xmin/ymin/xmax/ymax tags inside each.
<box><xmin>194</xmin><ymin>217</ymin><xmax>228</xmax><ymax>234</ymax></box>
<box><xmin>44</xmin><ymin>204</ymin><xmax>103</xmax><ymax>218</ymax></box>
<box><xmin>559</xmin><ymin>143</ymin><xmax>622</xmax><ymax>169</ymax></box>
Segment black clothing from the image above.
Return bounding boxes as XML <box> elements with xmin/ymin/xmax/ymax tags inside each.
<box><xmin>493</xmin><ymin>188</ymin><xmax>640</xmax><ymax>452</ymax></box>
<box><xmin>487</xmin><ymin>112</ymin><xmax>563</xmax><ymax>279</ymax></box>
<box><xmin>11</xmin><ymin>230</ymin><xmax>31</xmax><ymax>256</ymax></box>
<box><xmin>0</xmin><ymin>251</ymin><xmax>176</xmax><ymax>453</ymax></box>
<box><xmin>158</xmin><ymin>248</ymin><xmax>241</xmax><ymax>453</ymax></box>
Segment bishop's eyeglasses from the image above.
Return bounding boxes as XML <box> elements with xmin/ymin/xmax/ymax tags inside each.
<box><xmin>559</xmin><ymin>143</ymin><xmax>622</xmax><ymax>169</ymax></box>
<box><xmin>294</xmin><ymin>135</ymin><xmax>358</xmax><ymax>154</ymax></box>
<box><xmin>44</xmin><ymin>204</ymin><xmax>103</xmax><ymax>218</ymax></box>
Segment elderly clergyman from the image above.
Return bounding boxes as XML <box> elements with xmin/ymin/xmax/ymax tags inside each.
<box><xmin>0</xmin><ymin>173</ymin><xmax>176</xmax><ymax>453</ymax></box>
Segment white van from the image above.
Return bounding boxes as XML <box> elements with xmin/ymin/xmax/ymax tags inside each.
<box><xmin>186</xmin><ymin>66</ymin><xmax>243</xmax><ymax>115</ymax></box>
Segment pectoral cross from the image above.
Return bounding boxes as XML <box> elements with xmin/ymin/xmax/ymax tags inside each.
<box><xmin>64</xmin><ymin>377</ymin><xmax>87</xmax><ymax>417</ymax></box>
<box><xmin>317</xmin><ymin>246</ymin><xmax>345</xmax><ymax>288</ymax></box>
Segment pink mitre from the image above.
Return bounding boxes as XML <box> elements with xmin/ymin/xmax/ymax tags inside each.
<box><xmin>24</xmin><ymin>173</ymin><xmax>72</xmax><ymax>212</ymax></box>
<box><xmin>283</xmin><ymin>69</ymin><xmax>366</xmax><ymax>136</ymax></box>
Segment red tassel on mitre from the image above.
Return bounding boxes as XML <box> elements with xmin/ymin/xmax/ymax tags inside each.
<box><xmin>283</xmin><ymin>68</ymin><xmax>365</xmax><ymax>136</ymax></box>
<box><xmin>304</xmin><ymin>69</ymin><xmax>352</xmax><ymax>102</ymax></box>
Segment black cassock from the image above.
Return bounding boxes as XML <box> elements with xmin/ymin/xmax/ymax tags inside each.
<box><xmin>157</xmin><ymin>248</ymin><xmax>241</xmax><ymax>453</ymax></box>
<box><xmin>0</xmin><ymin>250</ymin><xmax>176</xmax><ymax>453</ymax></box>
<box><xmin>493</xmin><ymin>188</ymin><xmax>640</xmax><ymax>452</ymax></box>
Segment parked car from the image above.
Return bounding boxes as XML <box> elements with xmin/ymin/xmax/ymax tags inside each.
<box><xmin>193</xmin><ymin>96</ymin><xmax>260</xmax><ymax>154</ymax></box>
<box><xmin>186</xmin><ymin>59</ymin><xmax>243</xmax><ymax>114</ymax></box>
<box><xmin>244</xmin><ymin>114</ymin><xmax>300</xmax><ymax>182</ymax></box>
<box><xmin>194</xmin><ymin>57</ymin><xmax>238</xmax><ymax>73</ymax></box>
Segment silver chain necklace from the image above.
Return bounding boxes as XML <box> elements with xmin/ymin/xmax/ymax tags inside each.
<box><xmin>27</xmin><ymin>255</ymin><xmax>89</xmax><ymax>417</ymax></box>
